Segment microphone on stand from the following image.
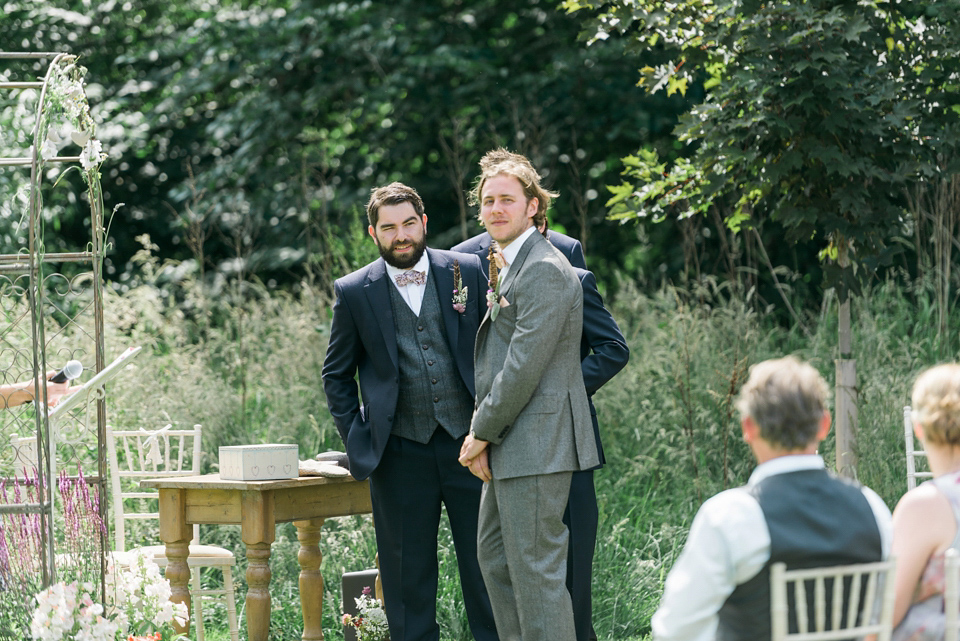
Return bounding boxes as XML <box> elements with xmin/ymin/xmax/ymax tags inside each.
<box><xmin>50</xmin><ymin>360</ymin><xmax>83</xmax><ymax>384</ymax></box>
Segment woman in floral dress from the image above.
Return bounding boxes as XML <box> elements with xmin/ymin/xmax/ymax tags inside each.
<box><xmin>893</xmin><ymin>364</ymin><xmax>960</xmax><ymax>641</ymax></box>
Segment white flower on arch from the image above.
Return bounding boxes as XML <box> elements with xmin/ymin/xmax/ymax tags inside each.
<box><xmin>79</xmin><ymin>139</ymin><xmax>105</xmax><ymax>171</ymax></box>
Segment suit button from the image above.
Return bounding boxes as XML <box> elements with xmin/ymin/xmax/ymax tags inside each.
<box><xmin>422</xmin><ymin>344</ymin><xmax>429</xmax><ymax>350</ymax></box>
<box><xmin>432</xmin><ymin>378</ymin><xmax>438</xmax><ymax>384</ymax></box>
<box><xmin>428</xmin><ymin>360</ymin><xmax>434</xmax><ymax>366</ymax></box>
<box><xmin>418</xmin><ymin>325</ymin><xmax>423</xmax><ymax>331</ymax></box>
<box><xmin>433</xmin><ymin>397</ymin><xmax>439</xmax><ymax>403</ymax></box>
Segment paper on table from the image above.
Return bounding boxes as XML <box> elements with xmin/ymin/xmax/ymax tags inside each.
<box><xmin>298</xmin><ymin>459</ymin><xmax>351</xmax><ymax>478</ymax></box>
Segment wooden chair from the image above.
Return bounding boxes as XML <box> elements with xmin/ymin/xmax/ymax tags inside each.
<box><xmin>9</xmin><ymin>432</ymin><xmax>38</xmax><ymax>478</ymax></box>
<box><xmin>945</xmin><ymin>548</ymin><xmax>960</xmax><ymax>641</ymax></box>
<box><xmin>905</xmin><ymin>405</ymin><xmax>934</xmax><ymax>490</ymax></box>
<box><xmin>770</xmin><ymin>558</ymin><xmax>897</xmax><ymax>641</ymax></box>
<box><xmin>107</xmin><ymin>424</ymin><xmax>239</xmax><ymax>641</ymax></box>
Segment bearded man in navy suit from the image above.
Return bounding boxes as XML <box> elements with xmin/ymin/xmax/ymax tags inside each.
<box><xmin>453</xmin><ymin>226</ymin><xmax>627</xmax><ymax>641</ymax></box>
<box><xmin>322</xmin><ymin>182</ymin><xmax>498</xmax><ymax>641</ymax></box>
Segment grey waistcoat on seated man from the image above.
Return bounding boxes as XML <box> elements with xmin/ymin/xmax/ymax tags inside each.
<box><xmin>388</xmin><ymin>276</ymin><xmax>474</xmax><ymax>444</ymax></box>
<box><xmin>716</xmin><ymin>468</ymin><xmax>883</xmax><ymax>641</ymax></box>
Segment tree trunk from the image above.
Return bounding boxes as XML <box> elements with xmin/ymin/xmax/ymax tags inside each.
<box><xmin>835</xmin><ymin>297</ymin><xmax>858</xmax><ymax>479</ymax></box>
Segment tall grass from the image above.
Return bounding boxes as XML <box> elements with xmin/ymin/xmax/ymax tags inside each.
<box><xmin>587</xmin><ymin>275</ymin><xmax>955</xmax><ymax>640</ymax></box>
<box><xmin>7</xmin><ymin>261</ymin><xmax>951</xmax><ymax>640</ymax></box>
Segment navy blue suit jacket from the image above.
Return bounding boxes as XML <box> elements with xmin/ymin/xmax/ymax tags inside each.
<box><xmin>451</xmin><ymin>229</ymin><xmax>586</xmax><ymax>271</ymax></box>
<box><xmin>574</xmin><ymin>267</ymin><xmax>628</xmax><ymax>468</ymax></box>
<box><xmin>321</xmin><ymin>248</ymin><xmax>488</xmax><ymax>480</ymax></box>
<box><xmin>452</xmin><ymin>231</ymin><xmax>627</xmax><ymax>469</ymax></box>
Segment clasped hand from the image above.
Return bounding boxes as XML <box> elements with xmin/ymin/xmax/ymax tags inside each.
<box><xmin>458</xmin><ymin>433</ymin><xmax>491</xmax><ymax>482</ymax></box>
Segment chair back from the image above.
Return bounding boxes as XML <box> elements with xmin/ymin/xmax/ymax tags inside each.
<box><xmin>905</xmin><ymin>405</ymin><xmax>934</xmax><ymax>490</ymax></box>
<box><xmin>106</xmin><ymin>424</ymin><xmax>202</xmax><ymax>552</ymax></box>
<box><xmin>9</xmin><ymin>433</ymin><xmax>38</xmax><ymax>478</ymax></box>
<box><xmin>946</xmin><ymin>548</ymin><xmax>960</xmax><ymax>641</ymax></box>
<box><xmin>770</xmin><ymin>558</ymin><xmax>897</xmax><ymax>641</ymax></box>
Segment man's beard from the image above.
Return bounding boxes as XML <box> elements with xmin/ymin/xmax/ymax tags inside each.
<box><xmin>378</xmin><ymin>236</ymin><xmax>427</xmax><ymax>269</ymax></box>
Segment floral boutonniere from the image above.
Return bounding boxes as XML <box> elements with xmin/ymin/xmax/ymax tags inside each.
<box><xmin>486</xmin><ymin>244</ymin><xmax>502</xmax><ymax>321</ymax></box>
<box><xmin>452</xmin><ymin>260</ymin><xmax>468</xmax><ymax>313</ymax></box>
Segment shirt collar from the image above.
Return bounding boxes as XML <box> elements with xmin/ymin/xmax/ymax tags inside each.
<box><xmin>384</xmin><ymin>252</ymin><xmax>430</xmax><ymax>283</ymax></box>
<box><xmin>500</xmin><ymin>226</ymin><xmax>538</xmax><ymax>267</ymax></box>
<box><xmin>747</xmin><ymin>454</ymin><xmax>826</xmax><ymax>488</ymax></box>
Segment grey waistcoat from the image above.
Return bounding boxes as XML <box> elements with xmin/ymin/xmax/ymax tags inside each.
<box><xmin>388</xmin><ymin>275</ymin><xmax>474</xmax><ymax>444</ymax></box>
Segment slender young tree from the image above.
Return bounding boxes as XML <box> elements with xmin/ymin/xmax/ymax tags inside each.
<box><xmin>565</xmin><ymin>0</ymin><xmax>960</xmax><ymax>476</ymax></box>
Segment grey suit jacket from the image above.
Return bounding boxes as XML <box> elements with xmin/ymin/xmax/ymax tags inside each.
<box><xmin>471</xmin><ymin>231</ymin><xmax>599</xmax><ymax>480</ymax></box>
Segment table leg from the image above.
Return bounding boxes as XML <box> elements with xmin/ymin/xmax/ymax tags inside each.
<box><xmin>246</xmin><ymin>542</ymin><xmax>272</xmax><ymax>641</ymax></box>
<box><xmin>295</xmin><ymin>518</ymin><xmax>326</xmax><ymax>641</ymax></box>
<box><xmin>158</xmin><ymin>488</ymin><xmax>192</xmax><ymax>637</ymax></box>
<box><xmin>241</xmin><ymin>490</ymin><xmax>276</xmax><ymax>641</ymax></box>
<box><xmin>164</xmin><ymin>540</ymin><xmax>192</xmax><ymax>637</ymax></box>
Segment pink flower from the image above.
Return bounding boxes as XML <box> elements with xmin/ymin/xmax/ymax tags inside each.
<box><xmin>342</xmin><ymin>613</ymin><xmax>353</xmax><ymax>626</ymax></box>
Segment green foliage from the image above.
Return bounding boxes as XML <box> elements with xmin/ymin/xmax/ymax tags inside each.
<box><xmin>97</xmin><ymin>271</ymin><xmax>951</xmax><ymax>638</ymax></box>
<box><xmin>103</xmin><ymin>247</ymin><xmax>339</xmax><ymax>457</ymax></box>
<box><xmin>586</xmin><ymin>275</ymin><xmax>956</xmax><ymax>638</ymax></box>
<box><xmin>574</xmin><ymin>0</ymin><xmax>960</xmax><ymax>300</ymax></box>
<box><xmin>0</xmin><ymin>263</ymin><xmax>945</xmax><ymax>639</ymax></box>
<box><xmin>0</xmin><ymin>0</ymin><xmax>679</xmax><ymax>290</ymax></box>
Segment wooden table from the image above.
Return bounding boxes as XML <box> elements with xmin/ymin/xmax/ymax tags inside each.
<box><xmin>140</xmin><ymin>473</ymin><xmax>372</xmax><ymax>641</ymax></box>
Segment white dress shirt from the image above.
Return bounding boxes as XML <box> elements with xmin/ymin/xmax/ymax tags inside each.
<box><xmin>385</xmin><ymin>253</ymin><xmax>430</xmax><ymax>316</ymax></box>
<box><xmin>651</xmin><ymin>455</ymin><xmax>893</xmax><ymax>641</ymax></box>
<box><xmin>496</xmin><ymin>225</ymin><xmax>538</xmax><ymax>284</ymax></box>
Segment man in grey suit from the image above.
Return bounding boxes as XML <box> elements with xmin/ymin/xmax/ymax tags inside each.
<box><xmin>459</xmin><ymin>149</ymin><xmax>599</xmax><ymax>641</ymax></box>
<box><xmin>452</xmin><ymin>227</ymin><xmax>629</xmax><ymax>641</ymax></box>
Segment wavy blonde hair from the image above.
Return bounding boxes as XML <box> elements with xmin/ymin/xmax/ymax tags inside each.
<box><xmin>912</xmin><ymin>364</ymin><xmax>960</xmax><ymax>446</ymax></box>
<box><xmin>468</xmin><ymin>148</ymin><xmax>558</xmax><ymax>230</ymax></box>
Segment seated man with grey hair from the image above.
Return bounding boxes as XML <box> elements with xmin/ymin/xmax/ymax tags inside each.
<box><xmin>652</xmin><ymin>356</ymin><xmax>892</xmax><ymax>641</ymax></box>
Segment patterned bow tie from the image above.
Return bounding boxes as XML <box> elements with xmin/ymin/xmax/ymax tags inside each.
<box><xmin>394</xmin><ymin>270</ymin><xmax>426</xmax><ymax>287</ymax></box>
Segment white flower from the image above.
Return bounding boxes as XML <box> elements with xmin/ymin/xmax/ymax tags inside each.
<box><xmin>31</xmin><ymin>554</ymin><xmax>184</xmax><ymax>641</ymax></box>
<box><xmin>40</xmin><ymin>139</ymin><xmax>58</xmax><ymax>161</ymax></box>
<box><xmin>79</xmin><ymin>139</ymin><xmax>104</xmax><ymax>171</ymax></box>
<box><xmin>350</xmin><ymin>593</ymin><xmax>390</xmax><ymax>640</ymax></box>
<box><xmin>30</xmin><ymin>582</ymin><xmax>79</xmax><ymax>641</ymax></box>
<box><xmin>75</xmin><ymin>607</ymin><xmax>119</xmax><ymax>641</ymax></box>
<box><xmin>63</xmin><ymin>83</ymin><xmax>86</xmax><ymax>119</ymax></box>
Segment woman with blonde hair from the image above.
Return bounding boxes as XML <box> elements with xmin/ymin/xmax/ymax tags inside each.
<box><xmin>893</xmin><ymin>363</ymin><xmax>960</xmax><ymax>640</ymax></box>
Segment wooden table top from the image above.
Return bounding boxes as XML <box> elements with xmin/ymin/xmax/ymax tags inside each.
<box><xmin>140</xmin><ymin>473</ymin><xmax>372</xmax><ymax>525</ymax></box>
<box><xmin>140</xmin><ymin>472</ymin><xmax>361</xmax><ymax>492</ymax></box>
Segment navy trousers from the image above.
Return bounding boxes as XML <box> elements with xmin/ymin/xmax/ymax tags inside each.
<box><xmin>565</xmin><ymin>468</ymin><xmax>599</xmax><ymax>641</ymax></box>
<box><xmin>369</xmin><ymin>430</ymin><xmax>499</xmax><ymax>641</ymax></box>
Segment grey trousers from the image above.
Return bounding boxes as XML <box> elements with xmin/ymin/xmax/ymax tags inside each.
<box><xmin>477</xmin><ymin>472</ymin><xmax>576</xmax><ymax>641</ymax></box>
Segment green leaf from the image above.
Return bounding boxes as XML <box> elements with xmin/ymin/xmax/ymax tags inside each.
<box><xmin>666</xmin><ymin>75</ymin><xmax>689</xmax><ymax>97</ymax></box>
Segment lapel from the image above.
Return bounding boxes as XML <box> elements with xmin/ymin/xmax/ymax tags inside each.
<box><xmin>427</xmin><ymin>249</ymin><xmax>461</xmax><ymax>354</ymax></box>
<box><xmin>472</xmin><ymin>232</ymin><xmax>493</xmax><ymax>254</ymax></box>
<box><xmin>476</xmin><ymin>233</ymin><xmax>493</xmax><ymax>275</ymax></box>
<box><xmin>499</xmin><ymin>231</ymin><xmax>540</xmax><ymax>298</ymax></box>
<box><xmin>363</xmin><ymin>258</ymin><xmax>399</xmax><ymax>372</ymax></box>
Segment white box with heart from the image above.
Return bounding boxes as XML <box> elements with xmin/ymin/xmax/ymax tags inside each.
<box><xmin>218</xmin><ymin>444</ymin><xmax>299</xmax><ymax>481</ymax></box>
